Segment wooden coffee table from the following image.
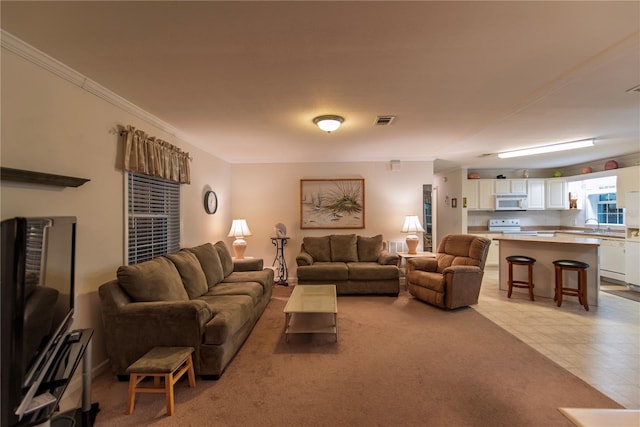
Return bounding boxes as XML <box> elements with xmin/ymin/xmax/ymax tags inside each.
<box><xmin>283</xmin><ymin>284</ymin><xmax>337</xmax><ymax>342</ymax></box>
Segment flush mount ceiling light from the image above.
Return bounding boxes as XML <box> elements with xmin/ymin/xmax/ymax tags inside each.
<box><xmin>313</xmin><ymin>115</ymin><xmax>344</xmax><ymax>133</ymax></box>
<box><xmin>498</xmin><ymin>138</ymin><xmax>595</xmax><ymax>159</ymax></box>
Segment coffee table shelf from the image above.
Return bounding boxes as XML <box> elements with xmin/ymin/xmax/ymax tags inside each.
<box><xmin>283</xmin><ymin>284</ymin><xmax>337</xmax><ymax>342</ymax></box>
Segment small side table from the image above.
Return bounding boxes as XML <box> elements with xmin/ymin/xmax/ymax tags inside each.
<box><xmin>271</xmin><ymin>237</ymin><xmax>290</xmax><ymax>286</ymax></box>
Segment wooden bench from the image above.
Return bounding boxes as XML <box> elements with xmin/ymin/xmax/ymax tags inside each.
<box><xmin>126</xmin><ymin>346</ymin><xmax>196</xmax><ymax>416</ymax></box>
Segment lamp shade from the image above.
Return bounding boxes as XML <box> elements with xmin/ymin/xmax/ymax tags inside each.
<box><xmin>401</xmin><ymin>216</ymin><xmax>425</xmax><ymax>234</ymax></box>
<box><xmin>227</xmin><ymin>219</ymin><xmax>252</xmax><ymax>237</ymax></box>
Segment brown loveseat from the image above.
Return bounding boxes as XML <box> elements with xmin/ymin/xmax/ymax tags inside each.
<box><xmin>99</xmin><ymin>241</ymin><xmax>273</xmax><ymax>380</ymax></box>
<box><xmin>406</xmin><ymin>234</ymin><xmax>490</xmax><ymax>309</ymax></box>
<box><xmin>295</xmin><ymin>234</ymin><xmax>400</xmax><ymax>295</ymax></box>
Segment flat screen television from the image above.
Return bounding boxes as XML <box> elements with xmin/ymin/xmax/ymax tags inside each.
<box><xmin>1</xmin><ymin>216</ymin><xmax>76</xmax><ymax>427</ymax></box>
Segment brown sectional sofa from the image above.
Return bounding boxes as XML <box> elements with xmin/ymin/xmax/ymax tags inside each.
<box><xmin>295</xmin><ymin>234</ymin><xmax>400</xmax><ymax>295</ymax></box>
<box><xmin>98</xmin><ymin>241</ymin><xmax>273</xmax><ymax>380</ymax></box>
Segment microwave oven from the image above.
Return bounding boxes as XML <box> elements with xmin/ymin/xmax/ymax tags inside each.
<box><xmin>495</xmin><ymin>194</ymin><xmax>527</xmax><ymax>211</ymax></box>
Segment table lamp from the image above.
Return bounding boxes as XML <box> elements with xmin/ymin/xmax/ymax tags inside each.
<box><xmin>227</xmin><ymin>219</ymin><xmax>252</xmax><ymax>259</ymax></box>
<box><xmin>401</xmin><ymin>215</ymin><xmax>424</xmax><ymax>254</ymax></box>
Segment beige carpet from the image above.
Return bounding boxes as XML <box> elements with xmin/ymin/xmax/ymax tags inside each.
<box><xmin>90</xmin><ymin>286</ymin><xmax>622</xmax><ymax>426</ymax></box>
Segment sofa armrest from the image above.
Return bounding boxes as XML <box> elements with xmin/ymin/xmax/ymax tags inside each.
<box><xmin>407</xmin><ymin>257</ymin><xmax>438</xmax><ymax>272</ymax></box>
<box><xmin>377</xmin><ymin>250</ymin><xmax>399</xmax><ymax>265</ymax></box>
<box><xmin>296</xmin><ymin>251</ymin><xmax>314</xmax><ymax>266</ymax></box>
<box><xmin>442</xmin><ymin>265</ymin><xmax>484</xmax><ymax>309</ymax></box>
<box><xmin>233</xmin><ymin>258</ymin><xmax>263</xmax><ymax>271</ymax></box>
<box><xmin>101</xmin><ymin>299</ymin><xmax>212</xmax><ymax>374</ymax></box>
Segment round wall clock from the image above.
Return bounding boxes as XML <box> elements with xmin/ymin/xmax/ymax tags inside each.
<box><xmin>204</xmin><ymin>190</ymin><xmax>218</xmax><ymax>214</ymax></box>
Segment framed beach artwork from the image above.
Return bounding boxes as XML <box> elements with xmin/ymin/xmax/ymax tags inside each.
<box><xmin>300</xmin><ymin>178</ymin><xmax>365</xmax><ymax>229</ymax></box>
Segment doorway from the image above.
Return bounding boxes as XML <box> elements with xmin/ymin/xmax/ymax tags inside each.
<box><xmin>423</xmin><ymin>184</ymin><xmax>434</xmax><ymax>252</ymax></box>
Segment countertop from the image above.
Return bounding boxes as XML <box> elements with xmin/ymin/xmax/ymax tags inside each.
<box><xmin>468</xmin><ymin>227</ymin><xmax>624</xmax><ymax>239</ymax></box>
<box><xmin>493</xmin><ymin>234</ymin><xmax>601</xmax><ymax>246</ymax></box>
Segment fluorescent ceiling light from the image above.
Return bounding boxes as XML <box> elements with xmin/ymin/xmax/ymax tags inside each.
<box><xmin>498</xmin><ymin>139</ymin><xmax>594</xmax><ymax>159</ymax></box>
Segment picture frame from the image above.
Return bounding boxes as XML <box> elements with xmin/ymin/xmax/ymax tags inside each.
<box><xmin>452</xmin><ymin>198</ymin><xmax>458</xmax><ymax>208</ymax></box>
<box><xmin>300</xmin><ymin>178</ymin><xmax>365</xmax><ymax>229</ymax></box>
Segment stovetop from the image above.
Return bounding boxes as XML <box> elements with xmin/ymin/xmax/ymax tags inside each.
<box><xmin>488</xmin><ymin>219</ymin><xmax>538</xmax><ymax>235</ymax></box>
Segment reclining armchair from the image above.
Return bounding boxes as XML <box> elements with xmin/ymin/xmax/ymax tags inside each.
<box><xmin>406</xmin><ymin>234</ymin><xmax>490</xmax><ymax>309</ymax></box>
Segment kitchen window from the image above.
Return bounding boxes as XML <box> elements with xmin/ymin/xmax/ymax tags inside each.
<box><xmin>591</xmin><ymin>193</ymin><xmax>624</xmax><ymax>225</ymax></box>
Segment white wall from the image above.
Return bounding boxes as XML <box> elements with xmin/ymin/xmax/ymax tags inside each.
<box><xmin>0</xmin><ymin>49</ymin><xmax>232</xmax><ymax>372</ymax></box>
<box><xmin>231</xmin><ymin>161</ymin><xmax>434</xmax><ymax>278</ymax></box>
<box><xmin>433</xmin><ymin>168</ymin><xmax>466</xmax><ymax>244</ymax></box>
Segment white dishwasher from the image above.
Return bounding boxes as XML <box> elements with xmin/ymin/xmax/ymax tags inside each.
<box><xmin>600</xmin><ymin>238</ymin><xmax>626</xmax><ymax>282</ymax></box>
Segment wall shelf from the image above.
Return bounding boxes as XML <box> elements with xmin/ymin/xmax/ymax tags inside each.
<box><xmin>1</xmin><ymin>167</ymin><xmax>90</xmax><ymax>188</ymax></box>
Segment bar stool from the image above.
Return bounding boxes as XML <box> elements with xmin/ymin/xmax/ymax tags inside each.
<box><xmin>506</xmin><ymin>255</ymin><xmax>536</xmax><ymax>301</ymax></box>
<box><xmin>553</xmin><ymin>260</ymin><xmax>589</xmax><ymax>311</ymax></box>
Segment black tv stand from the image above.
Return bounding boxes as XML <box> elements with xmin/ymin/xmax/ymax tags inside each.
<box><xmin>30</xmin><ymin>329</ymin><xmax>99</xmax><ymax>427</ymax></box>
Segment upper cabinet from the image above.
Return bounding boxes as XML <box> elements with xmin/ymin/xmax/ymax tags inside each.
<box><xmin>494</xmin><ymin>179</ymin><xmax>527</xmax><ymax>194</ymax></box>
<box><xmin>463</xmin><ymin>179</ymin><xmax>495</xmax><ymax>210</ymax></box>
<box><xmin>545</xmin><ymin>178</ymin><xmax>569</xmax><ymax>210</ymax></box>
<box><xmin>616</xmin><ymin>166</ymin><xmax>640</xmax><ymax>207</ymax></box>
<box><xmin>527</xmin><ymin>179</ymin><xmax>545</xmax><ymax>210</ymax></box>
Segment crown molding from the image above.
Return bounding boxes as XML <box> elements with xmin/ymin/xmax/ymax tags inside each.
<box><xmin>0</xmin><ymin>30</ymin><xmax>197</xmax><ymax>146</ymax></box>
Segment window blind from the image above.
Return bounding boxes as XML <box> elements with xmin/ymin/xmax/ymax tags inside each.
<box><xmin>127</xmin><ymin>172</ymin><xmax>180</xmax><ymax>265</ymax></box>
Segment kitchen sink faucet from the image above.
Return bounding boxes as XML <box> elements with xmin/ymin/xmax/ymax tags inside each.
<box><xmin>585</xmin><ymin>217</ymin><xmax>600</xmax><ymax>231</ymax></box>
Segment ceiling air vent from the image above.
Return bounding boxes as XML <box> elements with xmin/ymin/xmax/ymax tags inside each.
<box><xmin>374</xmin><ymin>116</ymin><xmax>396</xmax><ymax>126</ymax></box>
<box><xmin>626</xmin><ymin>84</ymin><xmax>640</xmax><ymax>93</ymax></box>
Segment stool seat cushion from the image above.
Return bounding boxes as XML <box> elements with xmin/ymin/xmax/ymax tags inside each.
<box><xmin>127</xmin><ymin>346</ymin><xmax>194</xmax><ymax>374</ymax></box>
<box><xmin>553</xmin><ymin>259</ymin><xmax>589</xmax><ymax>269</ymax></box>
<box><xmin>506</xmin><ymin>255</ymin><xmax>536</xmax><ymax>264</ymax></box>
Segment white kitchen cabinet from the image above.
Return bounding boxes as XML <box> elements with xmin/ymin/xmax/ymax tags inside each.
<box><xmin>527</xmin><ymin>179</ymin><xmax>545</xmax><ymax>210</ymax></box>
<box><xmin>463</xmin><ymin>180</ymin><xmax>479</xmax><ymax>210</ymax></box>
<box><xmin>494</xmin><ymin>179</ymin><xmax>527</xmax><ymax>194</ymax></box>
<box><xmin>616</xmin><ymin>166</ymin><xmax>640</xmax><ymax>207</ymax></box>
<box><xmin>546</xmin><ymin>178</ymin><xmax>569</xmax><ymax>209</ymax></box>
<box><xmin>600</xmin><ymin>238</ymin><xmax>626</xmax><ymax>282</ymax></box>
<box><xmin>478</xmin><ymin>180</ymin><xmax>495</xmax><ymax>210</ymax></box>
<box><xmin>511</xmin><ymin>179</ymin><xmax>527</xmax><ymax>194</ymax></box>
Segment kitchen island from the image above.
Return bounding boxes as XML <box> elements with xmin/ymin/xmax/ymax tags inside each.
<box><xmin>493</xmin><ymin>234</ymin><xmax>601</xmax><ymax>306</ymax></box>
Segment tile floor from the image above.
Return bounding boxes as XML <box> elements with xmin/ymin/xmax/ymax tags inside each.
<box><xmin>474</xmin><ymin>266</ymin><xmax>640</xmax><ymax>409</ymax></box>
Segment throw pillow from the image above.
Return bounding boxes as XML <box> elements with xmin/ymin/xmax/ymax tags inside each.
<box><xmin>330</xmin><ymin>234</ymin><xmax>358</xmax><ymax>262</ymax></box>
<box><xmin>165</xmin><ymin>250</ymin><xmax>209</xmax><ymax>299</ymax></box>
<box><xmin>187</xmin><ymin>243</ymin><xmax>225</xmax><ymax>287</ymax></box>
<box><xmin>303</xmin><ymin>236</ymin><xmax>331</xmax><ymax>262</ymax></box>
<box><xmin>214</xmin><ymin>241</ymin><xmax>234</xmax><ymax>277</ymax></box>
<box><xmin>357</xmin><ymin>234</ymin><xmax>383</xmax><ymax>262</ymax></box>
<box><xmin>117</xmin><ymin>256</ymin><xmax>188</xmax><ymax>302</ymax></box>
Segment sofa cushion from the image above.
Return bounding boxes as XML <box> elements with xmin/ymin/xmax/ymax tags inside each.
<box><xmin>297</xmin><ymin>262</ymin><xmax>349</xmax><ymax>281</ymax></box>
<box><xmin>117</xmin><ymin>257</ymin><xmax>189</xmax><ymax>302</ymax></box>
<box><xmin>357</xmin><ymin>234</ymin><xmax>383</xmax><ymax>262</ymax></box>
<box><xmin>201</xmin><ymin>282</ymin><xmax>263</xmax><ymax>307</ymax></box>
<box><xmin>347</xmin><ymin>262</ymin><xmax>399</xmax><ymax>281</ymax></box>
<box><xmin>303</xmin><ymin>236</ymin><xmax>331</xmax><ymax>262</ymax></box>
<box><xmin>187</xmin><ymin>243</ymin><xmax>225</xmax><ymax>287</ymax></box>
<box><xmin>199</xmin><ymin>295</ymin><xmax>254</xmax><ymax>345</ymax></box>
<box><xmin>165</xmin><ymin>250</ymin><xmax>209</xmax><ymax>299</ymax></box>
<box><xmin>214</xmin><ymin>241</ymin><xmax>234</xmax><ymax>277</ymax></box>
<box><xmin>222</xmin><ymin>270</ymin><xmax>274</xmax><ymax>292</ymax></box>
<box><xmin>330</xmin><ymin>234</ymin><xmax>358</xmax><ymax>262</ymax></box>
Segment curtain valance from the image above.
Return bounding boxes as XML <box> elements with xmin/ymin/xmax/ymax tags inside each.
<box><xmin>121</xmin><ymin>125</ymin><xmax>191</xmax><ymax>184</ymax></box>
